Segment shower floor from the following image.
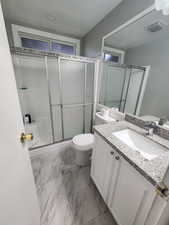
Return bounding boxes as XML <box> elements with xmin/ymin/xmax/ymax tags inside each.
<box><xmin>31</xmin><ymin>143</ymin><xmax>117</xmax><ymax>225</ymax></box>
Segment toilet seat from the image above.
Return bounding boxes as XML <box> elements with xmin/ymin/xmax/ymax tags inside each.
<box><xmin>72</xmin><ymin>133</ymin><xmax>94</xmax><ymax>151</ymax></box>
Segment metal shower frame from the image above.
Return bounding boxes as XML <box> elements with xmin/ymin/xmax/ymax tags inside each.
<box><xmin>100</xmin><ymin>62</ymin><xmax>146</xmax><ymax>114</ymax></box>
<box><xmin>11</xmin><ymin>48</ymin><xmax>98</xmax><ymax>150</ymax></box>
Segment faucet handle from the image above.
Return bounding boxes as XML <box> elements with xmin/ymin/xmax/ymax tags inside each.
<box><xmin>159</xmin><ymin>118</ymin><xmax>168</xmax><ymax>126</ymax></box>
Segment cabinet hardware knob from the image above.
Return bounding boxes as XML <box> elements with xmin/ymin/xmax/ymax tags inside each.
<box><xmin>110</xmin><ymin>151</ymin><xmax>114</xmax><ymax>155</ymax></box>
<box><xmin>115</xmin><ymin>156</ymin><xmax>120</xmax><ymax>160</ymax></box>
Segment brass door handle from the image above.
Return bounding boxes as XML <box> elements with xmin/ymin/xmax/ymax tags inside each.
<box><xmin>20</xmin><ymin>133</ymin><xmax>33</xmax><ymax>143</ymax></box>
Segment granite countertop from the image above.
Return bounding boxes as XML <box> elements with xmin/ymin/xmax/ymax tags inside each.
<box><xmin>94</xmin><ymin>120</ymin><xmax>169</xmax><ymax>187</ymax></box>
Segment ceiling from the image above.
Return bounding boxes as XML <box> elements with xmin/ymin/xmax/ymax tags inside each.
<box><xmin>104</xmin><ymin>10</ymin><xmax>169</xmax><ymax>50</ymax></box>
<box><xmin>1</xmin><ymin>0</ymin><xmax>122</xmax><ymax>38</ymax></box>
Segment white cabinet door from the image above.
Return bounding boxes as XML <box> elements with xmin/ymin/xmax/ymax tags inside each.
<box><xmin>101</xmin><ymin>141</ymin><xmax>117</xmax><ymax>202</ymax></box>
<box><xmin>107</xmin><ymin>153</ymin><xmax>121</xmax><ymax>207</ymax></box>
<box><xmin>91</xmin><ymin>133</ymin><xmax>116</xmax><ymax>201</ymax></box>
<box><xmin>91</xmin><ymin>133</ymin><xmax>109</xmax><ymax>195</ymax></box>
<box><xmin>109</xmin><ymin>157</ymin><xmax>155</xmax><ymax>225</ymax></box>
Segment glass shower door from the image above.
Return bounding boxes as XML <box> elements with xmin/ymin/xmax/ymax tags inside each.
<box><xmin>123</xmin><ymin>68</ymin><xmax>145</xmax><ymax>114</ymax></box>
<box><xmin>60</xmin><ymin>59</ymin><xmax>85</xmax><ymax>139</ymax></box>
<box><xmin>13</xmin><ymin>54</ymin><xmax>53</xmax><ymax>148</ymax></box>
<box><xmin>47</xmin><ymin>57</ymin><xmax>63</xmax><ymax>142</ymax></box>
<box><xmin>102</xmin><ymin>64</ymin><xmax>126</xmax><ymax>109</ymax></box>
<box><xmin>13</xmin><ymin>53</ymin><xmax>95</xmax><ymax>147</ymax></box>
<box><xmin>60</xmin><ymin>58</ymin><xmax>94</xmax><ymax>139</ymax></box>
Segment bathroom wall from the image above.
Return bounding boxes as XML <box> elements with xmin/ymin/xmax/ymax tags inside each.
<box><xmin>82</xmin><ymin>0</ymin><xmax>154</xmax><ymax>58</ymax></box>
<box><xmin>125</xmin><ymin>37</ymin><xmax>169</xmax><ymax>118</ymax></box>
<box><xmin>4</xmin><ymin>20</ymin><xmax>13</xmax><ymax>46</ymax></box>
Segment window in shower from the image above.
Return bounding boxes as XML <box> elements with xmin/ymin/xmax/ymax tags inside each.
<box><xmin>104</xmin><ymin>53</ymin><xmax>119</xmax><ymax>63</ymax></box>
<box><xmin>51</xmin><ymin>42</ymin><xmax>75</xmax><ymax>55</ymax></box>
<box><xmin>103</xmin><ymin>46</ymin><xmax>125</xmax><ymax>64</ymax></box>
<box><xmin>21</xmin><ymin>37</ymin><xmax>50</xmax><ymax>51</ymax></box>
<box><xmin>21</xmin><ymin>37</ymin><xmax>75</xmax><ymax>55</ymax></box>
<box><xmin>12</xmin><ymin>24</ymin><xmax>80</xmax><ymax>55</ymax></box>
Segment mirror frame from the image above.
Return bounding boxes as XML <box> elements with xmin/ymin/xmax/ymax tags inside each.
<box><xmin>101</xmin><ymin>5</ymin><xmax>155</xmax><ymax>58</ymax></box>
<box><xmin>97</xmin><ymin>5</ymin><xmax>156</xmax><ymax>115</ymax></box>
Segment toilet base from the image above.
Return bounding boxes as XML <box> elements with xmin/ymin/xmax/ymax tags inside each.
<box><xmin>75</xmin><ymin>148</ymin><xmax>92</xmax><ymax>166</ymax></box>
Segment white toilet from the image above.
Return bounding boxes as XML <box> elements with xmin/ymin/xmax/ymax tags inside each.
<box><xmin>72</xmin><ymin>111</ymin><xmax>115</xmax><ymax>166</ymax></box>
<box><xmin>72</xmin><ymin>133</ymin><xmax>94</xmax><ymax>166</ymax></box>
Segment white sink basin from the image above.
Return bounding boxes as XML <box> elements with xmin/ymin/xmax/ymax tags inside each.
<box><xmin>113</xmin><ymin>129</ymin><xmax>166</xmax><ymax>160</ymax></box>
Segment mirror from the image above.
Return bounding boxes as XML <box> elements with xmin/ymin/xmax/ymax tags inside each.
<box><xmin>100</xmin><ymin>8</ymin><xmax>169</xmax><ymax>127</ymax></box>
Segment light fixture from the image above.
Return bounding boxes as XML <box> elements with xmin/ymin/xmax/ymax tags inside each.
<box><xmin>146</xmin><ymin>21</ymin><xmax>164</xmax><ymax>32</ymax></box>
<box><xmin>155</xmin><ymin>0</ymin><xmax>169</xmax><ymax>15</ymax></box>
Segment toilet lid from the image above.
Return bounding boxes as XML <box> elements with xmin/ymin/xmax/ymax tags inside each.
<box><xmin>72</xmin><ymin>133</ymin><xmax>94</xmax><ymax>151</ymax></box>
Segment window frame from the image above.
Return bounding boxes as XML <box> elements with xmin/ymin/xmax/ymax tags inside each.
<box><xmin>103</xmin><ymin>46</ymin><xmax>125</xmax><ymax>64</ymax></box>
<box><xmin>12</xmin><ymin>24</ymin><xmax>80</xmax><ymax>55</ymax></box>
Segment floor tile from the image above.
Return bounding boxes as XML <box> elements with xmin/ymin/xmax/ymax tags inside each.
<box><xmin>31</xmin><ymin>147</ymin><xmax>116</xmax><ymax>225</ymax></box>
<box><xmin>86</xmin><ymin>212</ymin><xmax>117</xmax><ymax>225</ymax></box>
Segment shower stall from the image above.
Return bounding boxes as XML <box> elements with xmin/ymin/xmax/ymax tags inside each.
<box><xmin>12</xmin><ymin>49</ymin><xmax>96</xmax><ymax>149</ymax></box>
<box><xmin>99</xmin><ymin>62</ymin><xmax>146</xmax><ymax>115</ymax></box>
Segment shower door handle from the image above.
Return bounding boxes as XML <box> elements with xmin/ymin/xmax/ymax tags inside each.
<box><xmin>20</xmin><ymin>133</ymin><xmax>33</xmax><ymax>143</ymax></box>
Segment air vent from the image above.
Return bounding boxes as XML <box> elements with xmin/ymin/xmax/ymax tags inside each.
<box><xmin>146</xmin><ymin>21</ymin><xmax>165</xmax><ymax>32</ymax></box>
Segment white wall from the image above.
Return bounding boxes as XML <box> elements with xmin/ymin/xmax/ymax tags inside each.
<box><xmin>125</xmin><ymin>37</ymin><xmax>169</xmax><ymax>118</ymax></box>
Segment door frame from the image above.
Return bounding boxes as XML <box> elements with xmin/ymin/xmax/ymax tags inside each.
<box><xmin>135</xmin><ymin>65</ymin><xmax>151</xmax><ymax>116</ymax></box>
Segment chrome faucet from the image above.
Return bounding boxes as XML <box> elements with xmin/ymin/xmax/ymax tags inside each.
<box><xmin>144</xmin><ymin>121</ymin><xmax>157</xmax><ymax>136</ymax></box>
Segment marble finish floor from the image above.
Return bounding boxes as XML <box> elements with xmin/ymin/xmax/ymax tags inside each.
<box><xmin>31</xmin><ymin>146</ymin><xmax>117</xmax><ymax>225</ymax></box>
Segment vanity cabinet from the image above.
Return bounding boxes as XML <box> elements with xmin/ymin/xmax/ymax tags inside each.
<box><xmin>91</xmin><ymin>133</ymin><xmax>157</xmax><ymax>225</ymax></box>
